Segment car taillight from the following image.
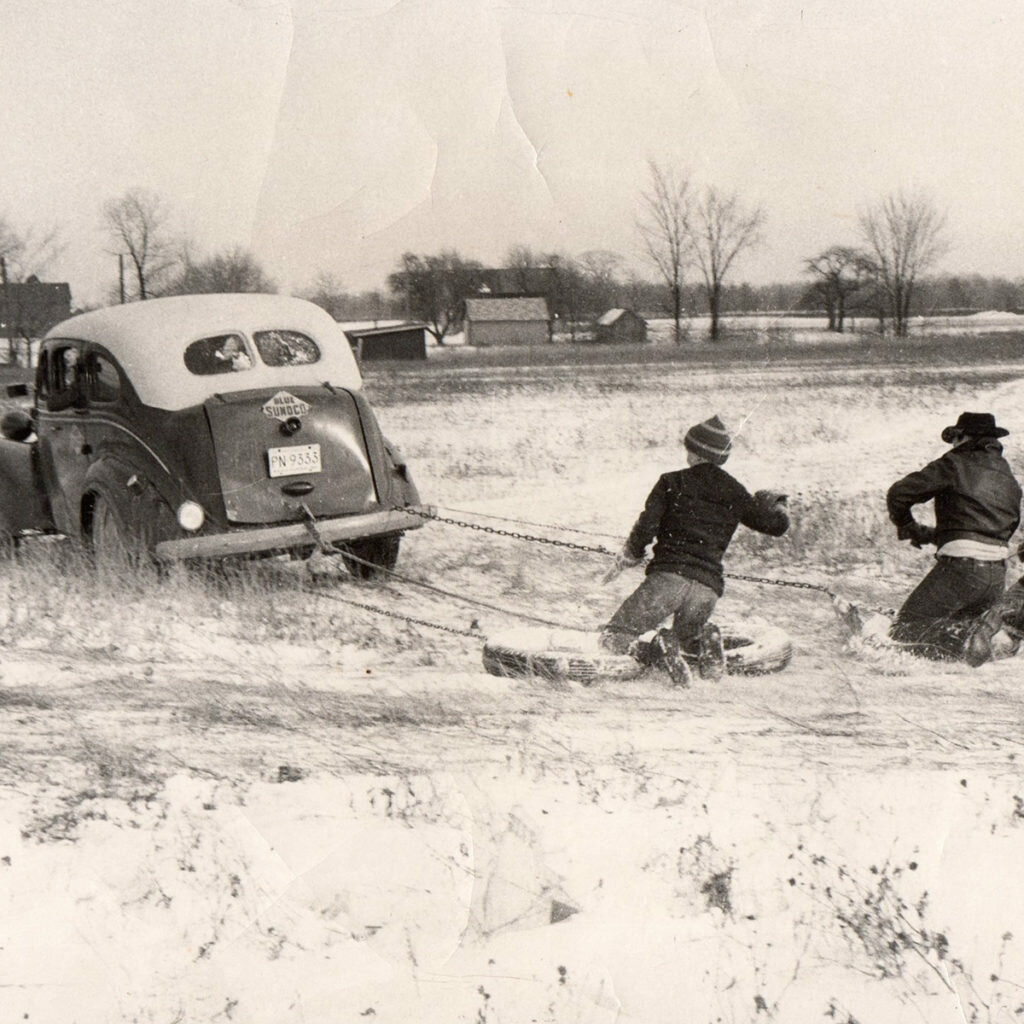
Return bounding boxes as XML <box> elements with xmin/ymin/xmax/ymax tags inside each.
<box><xmin>177</xmin><ymin>501</ymin><xmax>205</xmax><ymax>531</ymax></box>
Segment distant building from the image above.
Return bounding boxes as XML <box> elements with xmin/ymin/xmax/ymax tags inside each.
<box><xmin>594</xmin><ymin>308</ymin><xmax>648</xmax><ymax>344</ymax></box>
<box><xmin>464</xmin><ymin>297</ymin><xmax>551</xmax><ymax>347</ymax></box>
<box><xmin>477</xmin><ymin>266</ymin><xmax>557</xmax><ymax>299</ymax></box>
<box><xmin>0</xmin><ymin>277</ymin><xmax>72</xmax><ymax>340</ymax></box>
<box><xmin>343</xmin><ymin>323</ymin><xmax>428</xmax><ymax>361</ymax></box>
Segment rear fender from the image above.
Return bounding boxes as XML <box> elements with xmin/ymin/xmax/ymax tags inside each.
<box><xmin>81</xmin><ymin>458</ymin><xmax>177</xmax><ymax>551</ymax></box>
<box><xmin>382</xmin><ymin>438</ymin><xmax>421</xmax><ymax>507</ymax></box>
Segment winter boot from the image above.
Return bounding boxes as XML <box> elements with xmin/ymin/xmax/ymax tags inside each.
<box><xmin>696</xmin><ymin>622</ymin><xmax>725</xmax><ymax>681</ymax></box>
<box><xmin>652</xmin><ymin>629</ymin><xmax>692</xmax><ymax>688</ymax></box>
<box><xmin>964</xmin><ymin>607</ymin><xmax>1003</xmax><ymax>668</ymax></box>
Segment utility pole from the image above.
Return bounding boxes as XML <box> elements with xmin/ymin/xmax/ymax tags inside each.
<box><xmin>0</xmin><ymin>256</ymin><xmax>12</xmax><ymax>365</ymax></box>
<box><xmin>118</xmin><ymin>253</ymin><xmax>126</xmax><ymax>304</ymax></box>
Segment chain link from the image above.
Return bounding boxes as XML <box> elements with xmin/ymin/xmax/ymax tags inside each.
<box><xmin>310</xmin><ymin>587</ymin><xmax>484</xmax><ymax>639</ymax></box>
<box><xmin>433</xmin><ymin>504</ymin><xmax>621</xmax><ymax>541</ymax></box>
<box><xmin>723</xmin><ymin>570</ymin><xmax>834</xmax><ymax>594</ymax></box>
<box><xmin>401</xmin><ymin>505</ymin><xmax>615</xmax><ymax>556</ymax></box>
<box><xmin>402</xmin><ymin>505</ymin><xmax>839</xmax><ymax>594</ymax></box>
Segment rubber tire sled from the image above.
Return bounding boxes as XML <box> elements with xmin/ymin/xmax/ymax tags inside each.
<box><xmin>482</xmin><ymin>623</ymin><xmax>793</xmax><ymax>685</ymax></box>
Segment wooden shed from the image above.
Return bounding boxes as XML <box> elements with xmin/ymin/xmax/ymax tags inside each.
<box><xmin>464</xmin><ymin>297</ymin><xmax>550</xmax><ymax>347</ymax></box>
<box><xmin>594</xmin><ymin>308</ymin><xmax>647</xmax><ymax>344</ymax></box>
<box><xmin>343</xmin><ymin>323</ymin><xmax>428</xmax><ymax>361</ymax></box>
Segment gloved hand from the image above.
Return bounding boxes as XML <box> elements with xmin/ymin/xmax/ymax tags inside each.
<box><xmin>753</xmin><ymin>489</ymin><xmax>788</xmax><ymax>507</ymax></box>
<box><xmin>614</xmin><ymin>546</ymin><xmax>644</xmax><ymax>572</ymax></box>
<box><xmin>897</xmin><ymin>520</ymin><xmax>937</xmax><ymax>549</ymax></box>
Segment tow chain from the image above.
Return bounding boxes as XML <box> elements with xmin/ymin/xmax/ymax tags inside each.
<box><xmin>311</xmin><ymin>588</ymin><xmax>484</xmax><ymax>639</ymax></box>
<box><xmin>400</xmin><ymin>506</ymin><xmax>615</xmax><ymax>556</ymax></box>
<box><xmin>433</xmin><ymin>504</ymin><xmax>621</xmax><ymax>542</ymax></box>
<box><xmin>396</xmin><ymin>505</ymin><xmax>899</xmax><ymax>618</ymax></box>
<box><xmin>401</xmin><ymin>505</ymin><xmax>839</xmax><ymax>594</ymax></box>
<box><xmin>314</xmin><ymin>546</ymin><xmax>591</xmax><ymax>632</ymax></box>
<box><xmin>724</xmin><ymin>570</ymin><xmax>834</xmax><ymax>595</ymax></box>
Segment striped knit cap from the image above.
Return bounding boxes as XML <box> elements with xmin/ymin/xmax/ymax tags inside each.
<box><xmin>684</xmin><ymin>414</ymin><xmax>732</xmax><ymax>465</ymax></box>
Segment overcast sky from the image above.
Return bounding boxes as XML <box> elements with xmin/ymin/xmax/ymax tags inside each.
<box><xmin>5</xmin><ymin>0</ymin><xmax>1023</xmax><ymax>306</ymax></box>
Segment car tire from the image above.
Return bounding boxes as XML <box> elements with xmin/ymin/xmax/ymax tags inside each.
<box><xmin>482</xmin><ymin>624</ymin><xmax>792</xmax><ymax>685</ymax></box>
<box><xmin>338</xmin><ymin>533</ymin><xmax>401</xmax><ymax>580</ymax></box>
<box><xmin>90</xmin><ymin>492</ymin><xmax>146</xmax><ymax>573</ymax></box>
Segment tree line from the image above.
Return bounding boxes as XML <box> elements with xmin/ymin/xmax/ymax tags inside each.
<box><xmin>2</xmin><ymin>174</ymin><xmax>1018</xmax><ymax>343</ymax></box>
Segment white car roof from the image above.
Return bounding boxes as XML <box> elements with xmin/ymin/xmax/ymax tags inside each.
<box><xmin>44</xmin><ymin>293</ymin><xmax>364</xmax><ymax>411</ymax></box>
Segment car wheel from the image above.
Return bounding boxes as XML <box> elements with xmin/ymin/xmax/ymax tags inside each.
<box><xmin>339</xmin><ymin>534</ymin><xmax>401</xmax><ymax>580</ymax></box>
<box><xmin>90</xmin><ymin>492</ymin><xmax>145</xmax><ymax>573</ymax></box>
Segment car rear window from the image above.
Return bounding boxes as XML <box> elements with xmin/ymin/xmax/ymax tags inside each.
<box><xmin>253</xmin><ymin>330</ymin><xmax>320</xmax><ymax>367</ymax></box>
<box><xmin>184</xmin><ymin>334</ymin><xmax>253</xmax><ymax>375</ymax></box>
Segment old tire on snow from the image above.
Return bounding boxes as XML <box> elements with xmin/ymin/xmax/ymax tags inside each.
<box><xmin>722</xmin><ymin>625</ymin><xmax>793</xmax><ymax>675</ymax></box>
<box><xmin>482</xmin><ymin>628</ymin><xmax>646</xmax><ymax>686</ymax></box>
<box><xmin>482</xmin><ymin>624</ymin><xmax>793</xmax><ymax>684</ymax></box>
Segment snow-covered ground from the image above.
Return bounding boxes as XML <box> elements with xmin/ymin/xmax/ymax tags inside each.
<box><xmin>3</xmin><ymin>358</ymin><xmax>1024</xmax><ymax>1021</ymax></box>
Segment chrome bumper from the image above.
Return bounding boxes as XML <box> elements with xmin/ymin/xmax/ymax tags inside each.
<box><xmin>153</xmin><ymin>506</ymin><xmax>430</xmax><ymax>563</ymax></box>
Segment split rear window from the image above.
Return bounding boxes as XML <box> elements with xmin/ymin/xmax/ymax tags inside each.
<box><xmin>253</xmin><ymin>330</ymin><xmax>320</xmax><ymax>367</ymax></box>
<box><xmin>184</xmin><ymin>330</ymin><xmax>321</xmax><ymax>375</ymax></box>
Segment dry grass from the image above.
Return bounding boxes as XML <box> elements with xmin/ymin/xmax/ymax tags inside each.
<box><xmin>0</xmin><ymin>345</ymin><xmax>1021</xmax><ymax>801</ymax></box>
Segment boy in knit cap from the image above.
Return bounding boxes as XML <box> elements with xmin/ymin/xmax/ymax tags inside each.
<box><xmin>600</xmin><ymin>414</ymin><xmax>790</xmax><ymax>686</ymax></box>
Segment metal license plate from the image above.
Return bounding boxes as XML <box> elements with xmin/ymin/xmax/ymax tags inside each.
<box><xmin>267</xmin><ymin>443</ymin><xmax>322</xmax><ymax>478</ymax></box>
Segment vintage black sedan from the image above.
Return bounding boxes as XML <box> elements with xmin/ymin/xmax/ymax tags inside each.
<box><xmin>0</xmin><ymin>294</ymin><xmax>425</xmax><ymax>574</ymax></box>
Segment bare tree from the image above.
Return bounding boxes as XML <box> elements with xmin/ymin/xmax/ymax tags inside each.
<box><xmin>102</xmin><ymin>189</ymin><xmax>176</xmax><ymax>300</ymax></box>
<box><xmin>167</xmin><ymin>247</ymin><xmax>276</xmax><ymax>295</ymax></box>
<box><xmin>859</xmin><ymin>188</ymin><xmax>948</xmax><ymax>337</ymax></box>
<box><xmin>637</xmin><ymin>161</ymin><xmax>691</xmax><ymax>343</ymax></box>
<box><xmin>300</xmin><ymin>271</ymin><xmax>348</xmax><ymax>319</ymax></box>
<box><xmin>0</xmin><ymin>214</ymin><xmax>65</xmax><ymax>361</ymax></box>
<box><xmin>803</xmin><ymin>245</ymin><xmax>873</xmax><ymax>332</ymax></box>
<box><xmin>504</xmin><ymin>244</ymin><xmax>541</xmax><ymax>294</ymax></box>
<box><xmin>577</xmin><ymin>250</ymin><xmax>623</xmax><ymax>317</ymax></box>
<box><xmin>543</xmin><ymin>252</ymin><xmax>585</xmax><ymax>341</ymax></box>
<box><xmin>0</xmin><ymin>215</ymin><xmax>62</xmax><ymax>282</ymax></box>
<box><xmin>387</xmin><ymin>250</ymin><xmax>483</xmax><ymax>345</ymax></box>
<box><xmin>689</xmin><ymin>186</ymin><xmax>764</xmax><ymax>341</ymax></box>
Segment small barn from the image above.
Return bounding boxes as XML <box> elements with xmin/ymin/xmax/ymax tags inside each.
<box><xmin>343</xmin><ymin>323</ymin><xmax>428</xmax><ymax>361</ymax></box>
<box><xmin>594</xmin><ymin>308</ymin><xmax>647</xmax><ymax>344</ymax></box>
<box><xmin>464</xmin><ymin>297</ymin><xmax>550</xmax><ymax>347</ymax></box>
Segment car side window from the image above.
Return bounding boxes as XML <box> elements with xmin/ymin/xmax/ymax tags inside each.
<box><xmin>45</xmin><ymin>344</ymin><xmax>85</xmax><ymax>410</ymax></box>
<box><xmin>253</xmin><ymin>330</ymin><xmax>320</xmax><ymax>367</ymax></box>
<box><xmin>35</xmin><ymin>350</ymin><xmax>50</xmax><ymax>401</ymax></box>
<box><xmin>184</xmin><ymin>334</ymin><xmax>253</xmax><ymax>375</ymax></box>
<box><xmin>84</xmin><ymin>352</ymin><xmax>122</xmax><ymax>403</ymax></box>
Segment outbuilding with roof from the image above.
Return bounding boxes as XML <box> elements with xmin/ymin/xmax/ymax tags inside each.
<box><xmin>464</xmin><ymin>296</ymin><xmax>550</xmax><ymax>347</ymax></box>
<box><xmin>594</xmin><ymin>308</ymin><xmax>647</xmax><ymax>344</ymax></box>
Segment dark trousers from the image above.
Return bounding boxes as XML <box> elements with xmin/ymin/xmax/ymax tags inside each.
<box><xmin>891</xmin><ymin>556</ymin><xmax>1006</xmax><ymax>658</ymax></box>
<box><xmin>602</xmin><ymin>570</ymin><xmax>718</xmax><ymax>654</ymax></box>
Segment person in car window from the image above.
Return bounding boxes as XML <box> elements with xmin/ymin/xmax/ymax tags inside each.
<box><xmin>600</xmin><ymin>414</ymin><xmax>790</xmax><ymax>687</ymax></box>
<box><xmin>215</xmin><ymin>336</ymin><xmax>252</xmax><ymax>371</ymax></box>
<box><xmin>887</xmin><ymin>411</ymin><xmax>1022</xmax><ymax>660</ymax></box>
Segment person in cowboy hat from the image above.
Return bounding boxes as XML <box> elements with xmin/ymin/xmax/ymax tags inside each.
<box><xmin>600</xmin><ymin>414</ymin><xmax>790</xmax><ymax>686</ymax></box>
<box><xmin>887</xmin><ymin>411</ymin><xmax>1022</xmax><ymax>660</ymax></box>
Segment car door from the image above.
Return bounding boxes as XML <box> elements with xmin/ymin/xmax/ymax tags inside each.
<box><xmin>34</xmin><ymin>340</ymin><xmax>92</xmax><ymax>535</ymax></box>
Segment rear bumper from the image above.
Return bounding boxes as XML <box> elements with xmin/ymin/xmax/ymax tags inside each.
<box><xmin>153</xmin><ymin>506</ymin><xmax>430</xmax><ymax>563</ymax></box>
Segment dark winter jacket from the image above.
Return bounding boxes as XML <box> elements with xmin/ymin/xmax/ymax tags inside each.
<box><xmin>886</xmin><ymin>438</ymin><xmax>1022</xmax><ymax>549</ymax></box>
<box><xmin>624</xmin><ymin>463</ymin><xmax>790</xmax><ymax>596</ymax></box>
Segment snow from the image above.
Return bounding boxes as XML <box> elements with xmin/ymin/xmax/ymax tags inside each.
<box><xmin>3</xmin><ymin>763</ymin><xmax>1024</xmax><ymax>1022</ymax></box>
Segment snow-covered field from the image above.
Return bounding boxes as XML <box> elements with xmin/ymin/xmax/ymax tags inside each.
<box><xmin>3</xmin><ymin>353</ymin><xmax>1024</xmax><ymax>1022</ymax></box>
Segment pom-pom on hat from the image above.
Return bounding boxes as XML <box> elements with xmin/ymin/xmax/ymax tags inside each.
<box><xmin>684</xmin><ymin>414</ymin><xmax>732</xmax><ymax>465</ymax></box>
